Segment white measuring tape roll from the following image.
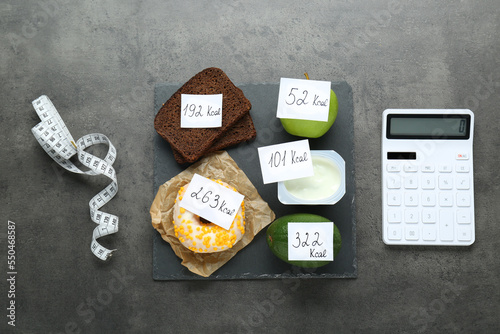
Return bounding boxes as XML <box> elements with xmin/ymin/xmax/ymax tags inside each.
<box><xmin>31</xmin><ymin>95</ymin><xmax>119</xmax><ymax>261</ymax></box>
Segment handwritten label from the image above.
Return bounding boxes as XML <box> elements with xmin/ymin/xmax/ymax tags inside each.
<box><xmin>180</xmin><ymin>94</ymin><xmax>222</xmax><ymax>128</ymax></box>
<box><xmin>288</xmin><ymin>222</ymin><xmax>334</xmax><ymax>261</ymax></box>
<box><xmin>180</xmin><ymin>173</ymin><xmax>244</xmax><ymax>230</ymax></box>
<box><xmin>276</xmin><ymin>78</ymin><xmax>331</xmax><ymax>122</ymax></box>
<box><xmin>257</xmin><ymin>139</ymin><xmax>314</xmax><ymax>184</ymax></box>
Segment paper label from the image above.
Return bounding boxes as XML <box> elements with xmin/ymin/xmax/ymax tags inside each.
<box><xmin>180</xmin><ymin>174</ymin><xmax>244</xmax><ymax>230</ymax></box>
<box><xmin>288</xmin><ymin>222</ymin><xmax>334</xmax><ymax>261</ymax></box>
<box><xmin>257</xmin><ymin>139</ymin><xmax>314</xmax><ymax>184</ymax></box>
<box><xmin>276</xmin><ymin>78</ymin><xmax>331</xmax><ymax>121</ymax></box>
<box><xmin>31</xmin><ymin>95</ymin><xmax>119</xmax><ymax>261</ymax></box>
<box><xmin>180</xmin><ymin>94</ymin><xmax>222</xmax><ymax>128</ymax></box>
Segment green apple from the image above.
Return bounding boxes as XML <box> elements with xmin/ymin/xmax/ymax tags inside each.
<box><xmin>280</xmin><ymin>89</ymin><xmax>338</xmax><ymax>138</ymax></box>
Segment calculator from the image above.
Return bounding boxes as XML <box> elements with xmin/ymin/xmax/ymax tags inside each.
<box><xmin>382</xmin><ymin>109</ymin><xmax>475</xmax><ymax>246</ymax></box>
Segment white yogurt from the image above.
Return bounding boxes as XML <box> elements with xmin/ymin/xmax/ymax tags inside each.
<box><xmin>283</xmin><ymin>155</ymin><xmax>341</xmax><ymax>200</ymax></box>
<box><xmin>277</xmin><ymin>150</ymin><xmax>346</xmax><ymax>205</ymax></box>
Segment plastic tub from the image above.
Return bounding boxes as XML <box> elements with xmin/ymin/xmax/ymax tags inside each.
<box><xmin>278</xmin><ymin>150</ymin><xmax>346</xmax><ymax>205</ymax></box>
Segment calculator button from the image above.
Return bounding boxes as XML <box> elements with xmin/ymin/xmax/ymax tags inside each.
<box><xmin>438</xmin><ymin>175</ymin><xmax>453</xmax><ymax>190</ymax></box>
<box><xmin>405</xmin><ymin>192</ymin><xmax>419</xmax><ymax>206</ymax></box>
<box><xmin>405</xmin><ymin>226</ymin><xmax>419</xmax><ymax>241</ymax></box>
<box><xmin>422</xmin><ymin>226</ymin><xmax>437</xmax><ymax>241</ymax></box>
<box><xmin>421</xmin><ymin>164</ymin><xmax>435</xmax><ymax>173</ymax></box>
<box><xmin>456</xmin><ymin>163</ymin><xmax>470</xmax><ymax>173</ymax></box>
<box><xmin>421</xmin><ymin>175</ymin><xmax>435</xmax><ymax>189</ymax></box>
<box><xmin>422</xmin><ymin>209</ymin><xmax>437</xmax><ymax>223</ymax></box>
<box><xmin>387</xmin><ymin>192</ymin><xmax>402</xmax><ymax>206</ymax></box>
<box><xmin>438</xmin><ymin>164</ymin><xmax>453</xmax><ymax>173</ymax></box>
<box><xmin>457</xmin><ymin>227</ymin><xmax>472</xmax><ymax>241</ymax></box>
<box><xmin>383</xmin><ymin>142</ymin><xmax>474</xmax><ymax>245</ymax></box>
<box><xmin>387</xmin><ymin>226</ymin><xmax>402</xmax><ymax>240</ymax></box>
<box><xmin>457</xmin><ymin>210</ymin><xmax>471</xmax><ymax>224</ymax></box>
<box><xmin>404</xmin><ymin>163</ymin><xmax>418</xmax><ymax>173</ymax></box>
<box><xmin>456</xmin><ymin>192</ymin><xmax>471</xmax><ymax>207</ymax></box>
<box><xmin>387</xmin><ymin>174</ymin><xmax>401</xmax><ymax>189</ymax></box>
<box><xmin>404</xmin><ymin>209</ymin><xmax>419</xmax><ymax>223</ymax></box>
<box><xmin>439</xmin><ymin>192</ymin><xmax>453</xmax><ymax>207</ymax></box>
<box><xmin>387</xmin><ymin>163</ymin><xmax>401</xmax><ymax>172</ymax></box>
<box><xmin>387</xmin><ymin>209</ymin><xmax>402</xmax><ymax>223</ymax></box>
<box><xmin>439</xmin><ymin>210</ymin><xmax>454</xmax><ymax>241</ymax></box>
<box><xmin>421</xmin><ymin>192</ymin><xmax>436</xmax><ymax>206</ymax></box>
<box><xmin>456</xmin><ymin>176</ymin><xmax>470</xmax><ymax>190</ymax></box>
<box><xmin>404</xmin><ymin>175</ymin><xmax>418</xmax><ymax>189</ymax></box>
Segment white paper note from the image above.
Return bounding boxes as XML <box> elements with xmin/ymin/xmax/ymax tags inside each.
<box><xmin>277</xmin><ymin>77</ymin><xmax>331</xmax><ymax>121</ymax></box>
<box><xmin>257</xmin><ymin>139</ymin><xmax>314</xmax><ymax>184</ymax></box>
<box><xmin>180</xmin><ymin>94</ymin><xmax>223</xmax><ymax>128</ymax></box>
<box><xmin>180</xmin><ymin>174</ymin><xmax>244</xmax><ymax>230</ymax></box>
<box><xmin>288</xmin><ymin>222</ymin><xmax>334</xmax><ymax>261</ymax></box>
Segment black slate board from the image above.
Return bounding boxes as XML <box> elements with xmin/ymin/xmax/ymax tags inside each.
<box><xmin>153</xmin><ymin>82</ymin><xmax>356</xmax><ymax>280</ymax></box>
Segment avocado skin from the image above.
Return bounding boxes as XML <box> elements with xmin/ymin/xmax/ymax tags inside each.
<box><xmin>266</xmin><ymin>213</ymin><xmax>342</xmax><ymax>268</ymax></box>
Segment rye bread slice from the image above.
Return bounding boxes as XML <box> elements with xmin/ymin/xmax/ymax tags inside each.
<box><xmin>154</xmin><ymin>67</ymin><xmax>252</xmax><ymax>163</ymax></box>
<box><xmin>172</xmin><ymin>112</ymin><xmax>257</xmax><ymax>164</ymax></box>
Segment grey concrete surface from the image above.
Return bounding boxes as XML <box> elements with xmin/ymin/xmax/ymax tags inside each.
<box><xmin>1</xmin><ymin>0</ymin><xmax>499</xmax><ymax>333</ymax></box>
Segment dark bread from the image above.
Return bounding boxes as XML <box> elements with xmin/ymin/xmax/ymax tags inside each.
<box><xmin>154</xmin><ymin>67</ymin><xmax>253</xmax><ymax>163</ymax></box>
<box><xmin>172</xmin><ymin>112</ymin><xmax>257</xmax><ymax>164</ymax></box>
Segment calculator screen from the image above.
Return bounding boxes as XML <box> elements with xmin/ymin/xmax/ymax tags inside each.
<box><xmin>387</xmin><ymin>114</ymin><xmax>471</xmax><ymax>139</ymax></box>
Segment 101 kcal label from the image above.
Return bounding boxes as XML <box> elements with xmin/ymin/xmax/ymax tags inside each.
<box><xmin>257</xmin><ymin>139</ymin><xmax>314</xmax><ymax>184</ymax></box>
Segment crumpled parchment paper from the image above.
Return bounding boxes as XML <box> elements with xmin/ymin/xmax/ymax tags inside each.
<box><xmin>150</xmin><ymin>151</ymin><xmax>275</xmax><ymax>277</ymax></box>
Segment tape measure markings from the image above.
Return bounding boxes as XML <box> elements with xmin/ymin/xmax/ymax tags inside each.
<box><xmin>31</xmin><ymin>95</ymin><xmax>119</xmax><ymax>261</ymax></box>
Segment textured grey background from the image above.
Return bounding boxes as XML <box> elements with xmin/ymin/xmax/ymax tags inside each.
<box><xmin>1</xmin><ymin>1</ymin><xmax>499</xmax><ymax>333</ymax></box>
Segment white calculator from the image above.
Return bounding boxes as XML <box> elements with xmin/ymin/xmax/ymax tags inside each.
<box><xmin>382</xmin><ymin>109</ymin><xmax>475</xmax><ymax>246</ymax></box>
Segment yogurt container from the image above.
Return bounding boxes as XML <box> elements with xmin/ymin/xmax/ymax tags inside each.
<box><xmin>278</xmin><ymin>150</ymin><xmax>346</xmax><ymax>205</ymax></box>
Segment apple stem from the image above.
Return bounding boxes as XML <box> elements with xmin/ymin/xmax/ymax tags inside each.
<box><xmin>304</xmin><ymin>72</ymin><xmax>310</xmax><ymax>80</ymax></box>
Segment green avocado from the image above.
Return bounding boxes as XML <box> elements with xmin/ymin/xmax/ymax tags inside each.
<box><xmin>266</xmin><ymin>213</ymin><xmax>342</xmax><ymax>268</ymax></box>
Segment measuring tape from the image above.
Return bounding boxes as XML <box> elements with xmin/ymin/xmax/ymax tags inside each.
<box><xmin>31</xmin><ymin>95</ymin><xmax>119</xmax><ymax>261</ymax></box>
